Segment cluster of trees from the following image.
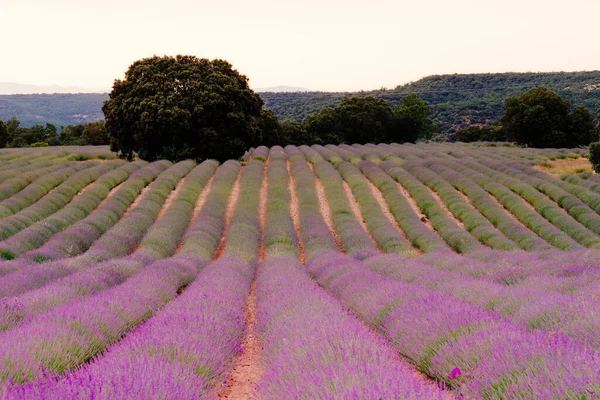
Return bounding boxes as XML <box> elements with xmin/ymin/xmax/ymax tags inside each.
<box><xmin>103</xmin><ymin>56</ymin><xmax>437</xmax><ymax>162</ymax></box>
<box><xmin>456</xmin><ymin>87</ymin><xmax>600</xmax><ymax>148</ymax></box>
<box><xmin>0</xmin><ymin>118</ymin><xmax>109</xmax><ymax>148</ymax></box>
<box><xmin>260</xmin><ymin>71</ymin><xmax>600</xmax><ymax>133</ymax></box>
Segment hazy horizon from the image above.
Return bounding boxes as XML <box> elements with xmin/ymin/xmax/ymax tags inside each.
<box><xmin>2</xmin><ymin>0</ymin><xmax>600</xmax><ymax>92</ymax></box>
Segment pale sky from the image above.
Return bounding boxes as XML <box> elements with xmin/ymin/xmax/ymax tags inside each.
<box><xmin>1</xmin><ymin>0</ymin><xmax>599</xmax><ymax>92</ymax></box>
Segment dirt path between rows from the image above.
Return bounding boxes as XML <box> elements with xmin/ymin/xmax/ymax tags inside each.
<box><xmin>217</xmin><ymin>281</ymin><xmax>262</xmax><ymax>399</ymax></box>
<box><xmin>155</xmin><ymin>177</ymin><xmax>186</xmax><ymax>221</ymax></box>
<box><xmin>308</xmin><ymin>162</ymin><xmax>343</xmax><ymax>252</ymax></box>
<box><xmin>212</xmin><ymin>168</ymin><xmax>242</xmax><ymax>260</ymax></box>
<box><xmin>120</xmin><ymin>182</ymin><xmax>153</xmax><ymax>219</ymax></box>
<box><xmin>175</xmin><ymin>176</ymin><xmax>214</xmax><ymax>254</ymax></box>
<box><xmin>258</xmin><ymin>158</ymin><xmax>268</xmax><ymax>263</ymax></box>
<box><xmin>363</xmin><ymin>178</ymin><xmax>419</xmax><ymax>253</ymax></box>
<box><xmin>286</xmin><ymin>160</ymin><xmax>306</xmax><ymax>264</ymax></box>
<box><xmin>422</xmin><ymin>184</ymin><xmax>467</xmax><ymax>231</ymax></box>
<box><xmin>341</xmin><ymin>180</ymin><xmax>381</xmax><ymax>252</ymax></box>
<box><xmin>218</xmin><ymin>160</ymin><xmax>265</xmax><ymax>399</ymax></box>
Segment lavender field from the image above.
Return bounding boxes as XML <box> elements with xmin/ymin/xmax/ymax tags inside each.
<box><xmin>0</xmin><ymin>143</ymin><xmax>599</xmax><ymax>399</ymax></box>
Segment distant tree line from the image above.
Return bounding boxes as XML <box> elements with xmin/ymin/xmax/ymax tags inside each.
<box><xmin>456</xmin><ymin>87</ymin><xmax>600</xmax><ymax>148</ymax></box>
<box><xmin>102</xmin><ymin>56</ymin><xmax>438</xmax><ymax>162</ymax></box>
<box><xmin>0</xmin><ymin>118</ymin><xmax>109</xmax><ymax>149</ymax></box>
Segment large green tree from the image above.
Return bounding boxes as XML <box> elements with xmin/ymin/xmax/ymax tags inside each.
<box><xmin>0</xmin><ymin>120</ymin><xmax>7</xmax><ymax>148</ymax></box>
<box><xmin>303</xmin><ymin>96</ymin><xmax>394</xmax><ymax>145</ymax></box>
<box><xmin>392</xmin><ymin>94</ymin><xmax>437</xmax><ymax>143</ymax></box>
<box><xmin>502</xmin><ymin>87</ymin><xmax>598</xmax><ymax>148</ymax></box>
<box><xmin>102</xmin><ymin>55</ymin><xmax>264</xmax><ymax>161</ymax></box>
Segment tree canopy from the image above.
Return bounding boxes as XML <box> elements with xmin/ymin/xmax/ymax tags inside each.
<box><xmin>502</xmin><ymin>87</ymin><xmax>598</xmax><ymax>148</ymax></box>
<box><xmin>102</xmin><ymin>55</ymin><xmax>264</xmax><ymax>162</ymax></box>
<box><xmin>392</xmin><ymin>94</ymin><xmax>437</xmax><ymax>143</ymax></box>
<box><xmin>0</xmin><ymin>120</ymin><xmax>7</xmax><ymax>149</ymax></box>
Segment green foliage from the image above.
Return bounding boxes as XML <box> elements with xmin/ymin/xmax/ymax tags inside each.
<box><xmin>301</xmin><ymin>96</ymin><xmax>433</xmax><ymax>145</ymax></box>
<box><xmin>30</xmin><ymin>142</ymin><xmax>49</xmax><ymax>147</ymax></box>
<box><xmin>260</xmin><ymin>71</ymin><xmax>600</xmax><ymax>134</ymax></box>
<box><xmin>392</xmin><ymin>94</ymin><xmax>437</xmax><ymax>142</ymax></box>
<box><xmin>0</xmin><ymin>120</ymin><xmax>7</xmax><ymax>148</ymax></box>
<box><xmin>102</xmin><ymin>55</ymin><xmax>264</xmax><ymax>162</ymax></box>
<box><xmin>502</xmin><ymin>87</ymin><xmax>599</xmax><ymax>148</ymax></box>
<box><xmin>456</xmin><ymin>122</ymin><xmax>505</xmax><ymax>142</ymax></box>
<box><xmin>589</xmin><ymin>142</ymin><xmax>600</xmax><ymax>173</ymax></box>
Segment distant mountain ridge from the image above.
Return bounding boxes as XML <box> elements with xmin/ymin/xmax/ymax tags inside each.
<box><xmin>2</xmin><ymin>72</ymin><xmax>600</xmax><ymax>132</ymax></box>
<box><xmin>254</xmin><ymin>86</ymin><xmax>310</xmax><ymax>93</ymax></box>
<box><xmin>0</xmin><ymin>82</ymin><xmax>106</xmax><ymax>95</ymax></box>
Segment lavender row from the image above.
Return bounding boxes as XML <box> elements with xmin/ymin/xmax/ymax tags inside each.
<box><xmin>0</xmin><ymin>161</ymin><xmax>192</xmax><ymax>298</ymax></box>
<box><xmin>0</xmin><ymin>161</ymin><xmax>121</xmax><ymax>245</ymax></box>
<box><xmin>484</xmin><ymin>160</ymin><xmax>600</xmax><ymax>236</ymax></box>
<box><xmin>0</xmin><ymin>161</ymin><xmax>217</xmax><ymax>331</ymax></box>
<box><xmin>307</xmin><ymin>252</ymin><xmax>600</xmax><ymax>399</ymax></box>
<box><xmin>309</xmin><ymin>159</ymin><xmax>379</xmax><ymax>258</ymax></box>
<box><xmin>0</xmin><ymin>156</ymin><xmax>69</xmax><ymax>183</ymax></box>
<box><xmin>222</xmin><ymin>159</ymin><xmax>263</xmax><ymax>263</ymax></box>
<box><xmin>263</xmin><ymin>147</ymin><xmax>300</xmax><ymax>259</ymax></box>
<box><xmin>177</xmin><ymin>160</ymin><xmax>241</xmax><ymax>260</ymax></box>
<box><xmin>441</xmin><ymin>159</ymin><xmax>582</xmax><ymax>250</ymax></box>
<box><xmin>381</xmin><ymin>161</ymin><xmax>483</xmax><ymax>253</ymax></box>
<box><xmin>359</xmin><ymin>160</ymin><xmax>450</xmax><ymax>252</ymax></box>
<box><xmin>0</xmin><ymin>161</ymin><xmax>74</xmax><ymax>202</ymax></box>
<box><xmin>285</xmin><ymin>145</ymin><xmax>339</xmax><ymax>259</ymax></box>
<box><xmin>423</xmin><ymin>161</ymin><xmax>554</xmax><ymax>251</ymax></box>
<box><xmin>23</xmin><ymin>160</ymin><xmax>170</xmax><ymax>262</ymax></box>
<box><xmin>133</xmin><ymin>160</ymin><xmax>218</xmax><ymax>260</ymax></box>
<box><xmin>0</xmin><ymin>161</ymin><xmax>96</xmax><ymax>217</ymax></box>
<box><xmin>250</xmin><ymin>145</ymin><xmax>269</xmax><ymax>161</ymax></box>
<box><xmin>403</xmin><ymin>162</ymin><xmax>520</xmax><ymax>251</ymax></box>
<box><xmin>3</xmin><ymin>256</ymin><xmax>250</xmax><ymax>399</ymax></box>
<box><xmin>365</xmin><ymin>253</ymin><xmax>600</xmax><ymax>348</ymax></box>
<box><xmin>336</xmin><ymin>160</ymin><xmax>417</xmax><ymax>255</ymax></box>
<box><xmin>80</xmin><ymin>160</ymin><xmax>196</xmax><ymax>261</ymax></box>
<box><xmin>461</xmin><ymin>159</ymin><xmax>600</xmax><ymax>248</ymax></box>
<box><xmin>256</xmin><ymin>256</ymin><xmax>449</xmax><ymax>399</ymax></box>
<box><xmin>0</xmin><ymin>161</ymin><xmax>144</xmax><ymax>258</ymax></box>
<box><xmin>0</xmin><ymin>253</ymin><xmax>204</xmax><ymax>386</ymax></box>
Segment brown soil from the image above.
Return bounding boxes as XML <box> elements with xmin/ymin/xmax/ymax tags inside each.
<box><xmin>286</xmin><ymin>160</ymin><xmax>306</xmax><ymax>264</ymax></box>
<box><xmin>453</xmin><ymin>187</ymin><xmax>510</xmax><ymax>237</ymax></box>
<box><xmin>72</xmin><ymin>182</ymin><xmax>94</xmax><ymax>199</ymax></box>
<box><xmin>155</xmin><ymin>177</ymin><xmax>186</xmax><ymax>221</ymax></box>
<box><xmin>393</xmin><ymin>180</ymin><xmax>434</xmax><ymax>231</ymax></box>
<box><xmin>105</xmin><ymin>181</ymin><xmax>125</xmax><ymax>199</ymax></box>
<box><xmin>212</xmin><ymin>168</ymin><xmax>242</xmax><ymax>260</ymax></box>
<box><xmin>175</xmin><ymin>175</ymin><xmax>215</xmax><ymax>254</ymax></box>
<box><xmin>121</xmin><ymin>183</ymin><xmax>153</xmax><ymax>219</ymax></box>
<box><xmin>483</xmin><ymin>187</ymin><xmax>540</xmax><ymax>235</ymax></box>
<box><xmin>364</xmin><ymin>178</ymin><xmax>419</xmax><ymax>253</ymax></box>
<box><xmin>217</xmin><ymin>281</ymin><xmax>263</xmax><ymax>399</ymax></box>
<box><xmin>423</xmin><ymin>184</ymin><xmax>467</xmax><ymax>231</ymax></box>
<box><xmin>534</xmin><ymin>158</ymin><xmax>592</xmax><ymax>175</ymax></box>
<box><xmin>341</xmin><ymin>180</ymin><xmax>381</xmax><ymax>252</ymax></box>
<box><xmin>258</xmin><ymin>158</ymin><xmax>268</xmax><ymax>263</ymax></box>
<box><xmin>308</xmin><ymin>162</ymin><xmax>344</xmax><ymax>252</ymax></box>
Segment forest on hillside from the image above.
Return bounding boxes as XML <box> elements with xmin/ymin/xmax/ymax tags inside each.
<box><xmin>1</xmin><ymin>71</ymin><xmax>600</xmax><ymax>133</ymax></box>
<box><xmin>262</xmin><ymin>71</ymin><xmax>600</xmax><ymax>133</ymax></box>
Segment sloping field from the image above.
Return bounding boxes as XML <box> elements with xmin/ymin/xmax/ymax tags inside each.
<box><xmin>0</xmin><ymin>143</ymin><xmax>599</xmax><ymax>399</ymax></box>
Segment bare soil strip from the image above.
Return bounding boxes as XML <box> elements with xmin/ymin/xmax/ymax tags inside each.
<box><xmin>393</xmin><ymin>180</ymin><xmax>435</xmax><ymax>231</ymax></box>
<box><xmin>258</xmin><ymin>158</ymin><xmax>268</xmax><ymax>263</ymax></box>
<box><xmin>212</xmin><ymin>168</ymin><xmax>242</xmax><ymax>260</ymax></box>
<box><xmin>218</xmin><ymin>160</ymin><xmax>265</xmax><ymax>399</ymax></box>
<box><xmin>482</xmin><ymin>188</ymin><xmax>541</xmax><ymax>235</ymax></box>
<box><xmin>155</xmin><ymin>177</ymin><xmax>186</xmax><ymax>221</ymax></box>
<box><xmin>286</xmin><ymin>160</ymin><xmax>306</xmax><ymax>264</ymax></box>
<box><xmin>217</xmin><ymin>282</ymin><xmax>262</xmax><ymax>400</ymax></box>
<box><xmin>104</xmin><ymin>181</ymin><xmax>125</xmax><ymax>199</ymax></box>
<box><xmin>174</xmin><ymin>175</ymin><xmax>214</xmax><ymax>254</ymax></box>
<box><xmin>423</xmin><ymin>184</ymin><xmax>467</xmax><ymax>230</ymax></box>
<box><xmin>341</xmin><ymin>180</ymin><xmax>382</xmax><ymax>251</ymax></box>
<box><xmin>307</xmin><ymin>162</ymin><xmax>344</xmax><ymax>252</ymax></box>
<box><xmin>121</xmin><ymin>183</ymin><xmax>153</xmax><ymax>219</ymax></box>
<box><xmin>364</xmin><ymin>178</ymin><xmax>420</xmax><ymax>253</ymax></box>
